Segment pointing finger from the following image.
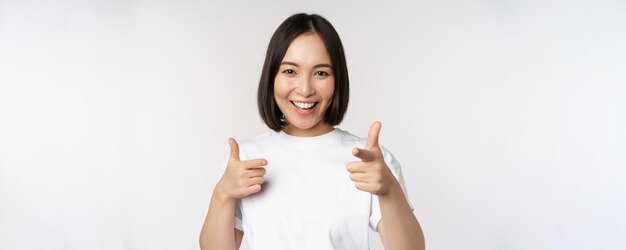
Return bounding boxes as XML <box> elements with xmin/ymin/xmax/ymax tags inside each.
<box><xmin>352</xmin><ymin>147</ymin><xmax>377</xmax><ymax>162</ymax></box>
<box><xmin>241</xmin><ymin>158</ymin><xmax>268</xmax><ymax>169</ymax></box>
<box><xmin>366</xmin><ymin>121</ymin><xmax>381</xmax><ymax>150</ymax></box>
<box><xmin>228</xmin><ymin>138</ymin><xmax>240</xmax><ymax>161</ymax></box>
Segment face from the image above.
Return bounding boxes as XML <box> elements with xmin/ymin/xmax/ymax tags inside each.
<box><xmin>274</xmin><ymin>32</ymin><xmax>335</xmax><ymax>136</ymax></box>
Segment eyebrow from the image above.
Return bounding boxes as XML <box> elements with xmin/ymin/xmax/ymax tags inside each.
<box><xmin>280</xmin><ymin>61</ymin><xmax>332</xmax><ymax>69</ymax></box>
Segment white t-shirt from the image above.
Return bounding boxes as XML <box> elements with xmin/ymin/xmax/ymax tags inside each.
<box><xmin>229</xmin><ymin>128</ymin><xmax>413</xmax><ymax>250</ymax></box>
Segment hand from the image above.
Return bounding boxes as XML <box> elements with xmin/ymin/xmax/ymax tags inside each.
<box><xmin>216</xmin><ymin>138</ymin><xmax>268</xmax><ymax>201</ymax></box>
<box><xmin>346</xmin><ymin>121</ymin><xmax>397</xmax><ymax>196</ymax></box>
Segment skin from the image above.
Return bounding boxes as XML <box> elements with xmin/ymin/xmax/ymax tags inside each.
<box><xmin>349</xmin><ymin>121</ymin><xmax>425</xmax><ymax>249</ymax></box>
<box><xmin>199</xmin><ymin>32</ymin><xmax>425</xmax><ymax>250</ymax></box>
<box><xmin>274</xmin><ymin>32</ymin><xmax>335</xmax><ymax>137</ymax></box>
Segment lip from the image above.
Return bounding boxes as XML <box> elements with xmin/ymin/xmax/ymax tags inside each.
<box><xmin>291</xmin><ymin>100</ymin><xmax>318</xmax><ymax>104</ymax></box>
<box><xmin>291</xmin><ymin>101</ymin><xmax>318</xmax><ymax>115</ymax></box>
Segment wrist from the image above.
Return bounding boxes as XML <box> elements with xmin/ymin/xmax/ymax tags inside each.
<box><xmin>212</xmin><ymin>182</ymin><xmax>236</xmax><ymax>205</ymax></box>
<box><xmin>380</xmin><ymin>177</ymin><xmax>402</xmax><ymax>198</ymax></box>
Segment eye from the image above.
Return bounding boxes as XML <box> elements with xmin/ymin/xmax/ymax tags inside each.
<box><xmin>314</xmin><ymin>71</ymin><xmax>329</xmax><ymax>77</ymax></box>
<box><xmin>282</xmin><ymin>69</ymin><xmax>295</xmax><ymax>75</ymax></box>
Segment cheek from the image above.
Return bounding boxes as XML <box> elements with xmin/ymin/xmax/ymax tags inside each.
<box><xmin>320</xmin><ymin>78</ymin><xmax>335</xmax><ymax>101</ymax></box>
<box><xmin>273</xmin><ymin>77</ymin><xmax>290</xmax><ymax>100</ymax></box>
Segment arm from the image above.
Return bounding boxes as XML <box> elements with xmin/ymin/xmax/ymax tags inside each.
<box><xmin>199</xmin><ymin>138</ymin><xmax>267</xmax><ymax>249</ymax></box>
<box><xmin>235</xmin><ymin>229</ymin><xmax>244</xmax><ymax>249</ymax></box>
<box><xmin>377</xmin><ymin>179</ymin><xmax>425</xmax><ymax>250</ymax></box>
<box><xmin>347</xmin><ymin>121</ymin><xmax>425</xmax><ymax>250</ymax></box>
<box><xmin>199</xmin><ymin>188</ymin><xmax>240</xmax><ymax>250</ymax></box>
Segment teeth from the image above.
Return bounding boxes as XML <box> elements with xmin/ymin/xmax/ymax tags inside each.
<box><xmin>292</xmin><ymin>101</ymin><xmax>316</xmax><ymax>109</ymax></box>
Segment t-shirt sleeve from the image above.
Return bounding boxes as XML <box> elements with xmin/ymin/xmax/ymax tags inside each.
<box><xmin>217</xmin><ymin>158</ymin><xmax>244</xmax><ymax>231</ymax></box>
<box><xmin>234</xmin><ymin>199</ymin><xmax>243</xmax><ymax>231</ymax></box>
<box><xmin>369</xmin><ymin>146</ymin><xmax>414</xmax><ymax>232</ymax></box>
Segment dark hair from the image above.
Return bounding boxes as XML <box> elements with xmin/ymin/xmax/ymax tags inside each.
<box><xmin>257</xmin><ymin>13</ymin><xmax>349</xmax><ymax>132</ymax></box>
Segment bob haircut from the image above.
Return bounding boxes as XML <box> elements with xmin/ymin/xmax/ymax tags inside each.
<box><xmin>257</xmin><ymin>13</ymin><xmax>349</xmax><ymax>132</ymax></box>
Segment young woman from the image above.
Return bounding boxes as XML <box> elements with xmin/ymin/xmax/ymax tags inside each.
<box><xmin>200</xmin><ymin>13</ymin><xmax>425</xmax><ymax>250</ymax></box>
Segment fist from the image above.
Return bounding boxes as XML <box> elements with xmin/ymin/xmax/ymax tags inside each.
<box><xmin>346</xmin><ymin>121</ymin><xmax>397</xmax><ymax>196</ymax></box>
<box><xmin>216</xmin><ymin>138</ymin><xmax>268</xmax><ymax>200</ymax></box>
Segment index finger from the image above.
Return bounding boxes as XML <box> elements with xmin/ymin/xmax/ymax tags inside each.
<box><xmin>352</xmin><ymin>147</ymin><xmax>377</xmax><ymax>162</ymax></box>
<box><xmin>241</xmin><ymin>158</ymin><xmax>268</xmax><ymax>169</ymax></box>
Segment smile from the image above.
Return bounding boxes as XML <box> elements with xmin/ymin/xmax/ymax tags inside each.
<box><xmin>291</xmin><ymin>101</ymin><xmax>318</xmax><ymax>109</ymax></box>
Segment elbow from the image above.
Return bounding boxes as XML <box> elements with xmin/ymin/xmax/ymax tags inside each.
<box><xmin>199</xmin><ymin>231</ymin><xmax>210</xmax><ymax>250</ymax></box>
<box><xmin>199</xmin><ymin>235</ymin><xmax>206</xmax><ymax>250</ymax></box>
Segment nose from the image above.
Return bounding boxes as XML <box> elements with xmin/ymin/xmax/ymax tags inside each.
<box><xmin>296</xmin><ymin>76</ymin><xmax>315</xmax><ymax>97</ymax></box>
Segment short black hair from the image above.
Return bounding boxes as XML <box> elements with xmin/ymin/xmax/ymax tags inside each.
<box><xmin>257</xmin><ymin>13</ymin><xmax>349</xmax><ymax>132</ymax></box>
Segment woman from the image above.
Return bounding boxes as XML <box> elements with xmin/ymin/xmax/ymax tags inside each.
<box><xmin>200</xmin><ymin>13</ymin><xmax>425</xmax><ymax>250</ymax></box>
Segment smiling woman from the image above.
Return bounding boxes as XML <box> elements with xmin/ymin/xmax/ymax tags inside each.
<box><xmin>256</xmin><ymin>13</ymin><xmax>350</xmax><ymax>137</ymax></box>
<box><xmin>273</xmin><ymin>33</ymin><xmax>336</xmax><ymax>136</ymax></box>
<box><xmin>199</xmin><ymin>13</ymin><xmax>424</xmax><ymax>250</ymax></box>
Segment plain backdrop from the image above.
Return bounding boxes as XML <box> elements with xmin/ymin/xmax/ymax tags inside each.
<box><xmin>1</xmin><ymin>0</ymin><xmax>625</xmax><ymax>249</ymax></box>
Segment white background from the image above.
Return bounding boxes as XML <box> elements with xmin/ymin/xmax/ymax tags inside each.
<box><xmin>1</xmin><ymin>0</ymin><xmax>625</xmax><ymax>249</ymax></box>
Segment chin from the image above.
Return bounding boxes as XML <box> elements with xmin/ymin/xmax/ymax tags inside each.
<box><xmin>291</xmin><ymin>122</ymin><xmax>316</xmax><ymax>130</ymax></box>
<box><xmin>288</xmin><ymin>118</ymin><xmax>320</xmax><ymax>130</ymax></box>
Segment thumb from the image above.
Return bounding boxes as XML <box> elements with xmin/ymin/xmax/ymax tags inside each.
<box><xmin>366</xmin><ymin>121</ymin><xmax>381</xmax><ymax>150</ymax></box>
<box><xmin>228</xmin><ymin>138</ymin><xmax>240</xmax><ymax>161</ymax></box>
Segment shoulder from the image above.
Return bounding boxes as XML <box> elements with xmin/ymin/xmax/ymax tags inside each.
<box><xmin>238</xmin><ymin>131</ymin><xmax>273</xmax><ymax>147</ymax></box>
<box><xmin>334</xmin><ymin>128</ymin><xmax>362</xmax><ymax>143</ymax></box>
<box><xmin>379</xmin><ymin>144</ymin><xmax>401</xmax><ymax>169</ymax></box>
<box><xmin>236</xmin><ymin>131</ymin><xmax>276</xmax><ymax>157</ymax></box>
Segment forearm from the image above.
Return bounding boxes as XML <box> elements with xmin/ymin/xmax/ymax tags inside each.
<box><xmin>378</xmin><ymin>180</ymin><xmax>425</xmax><ymax>250</ymax></box>
<box><xmin>199</xmin><ymin>187</ymin><xmax>237</xmax><ymax>250</ymax></box>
